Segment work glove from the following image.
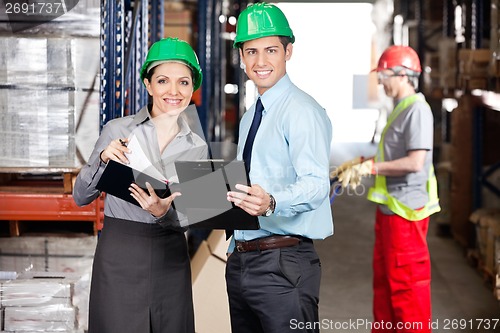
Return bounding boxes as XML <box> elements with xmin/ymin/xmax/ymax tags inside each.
<box><xmin>330</xmin><ymin>156</ymin><xmax>363</xmax><ymax>180</ymax></box>
<box><xmin>331</xmin><ymin>157</ymin><xmax>375</xmax><ymax>189</ymax></box>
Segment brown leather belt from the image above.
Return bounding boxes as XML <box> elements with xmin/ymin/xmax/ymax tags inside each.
<box><xmin>235</xmin><ymin>235</ymin><xmax>306</xmax><ymax>253</ymax></box>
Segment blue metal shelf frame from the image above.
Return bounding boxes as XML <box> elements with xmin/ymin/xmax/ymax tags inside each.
<box><xmin>100</xmin><ymin>0</ymin><xmax>124</xmax><ymax>128</ymax></box>
<box><xmin>198</xmin><ymin>0</ymin><xmax>248</xmax><ymax>144</ymax></box>
<box><xmin>100</xmin><ymin>0</ymin><xmax>164</xmax><ymax>130</ymax></box>
<box><xmin>100</xmin><ymin>0</ymin><xmax>246</xmax><ymax>141</ymax></box>
<box><xmin>481</xmin><ymin>162</ymin><xmax>500</xmax><ymax>198</ymax></box>
<box><xmin>197</xmin><ymin>0</ymin><xmax>212</xmax><ymax>142</ymax></box>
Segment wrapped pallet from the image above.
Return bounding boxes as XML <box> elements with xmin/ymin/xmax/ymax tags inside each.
<box><xmin>0</xmin><ymin>1</ymin><xmax>100</xmax><ymax>167</ymax></box>
<box><xmin>0</xmin><ymin>236</ymin><xmax>96</xmax><ymax>332</ymax></box>
<box><xmin>0</xmin><ymin>274</ymin><xmax>88</xmax><ymax>332</ymax></box>
<box><xmin>0</xmin><ymin>35</ymin><xmax>99</xmax><ymax>167</ymax></box>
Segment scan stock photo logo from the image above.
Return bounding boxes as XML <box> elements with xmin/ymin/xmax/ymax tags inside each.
<box><xmin>1</xmin><ymin>0</ymin><xmax>80</xmax><ymax>32</ymax></box>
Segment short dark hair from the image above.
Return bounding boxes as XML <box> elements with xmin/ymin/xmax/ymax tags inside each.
<box><xmin>238</xmin><ymin>36</ymin><xmax>293</xmax><ymax>50</ymax></box>
<box><xmin>278</xmin><ymin>36</ymin><xmax>293</xmax><ymax>50</ymax></box>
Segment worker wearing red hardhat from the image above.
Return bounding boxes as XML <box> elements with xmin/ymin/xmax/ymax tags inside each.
<box><xmin>226</xmin><ymin>2</ymin><xmax>333</xmax><ymax>333</ymax></box>
<box><xmin>332</xmin><ymin>45</ymin><xmax>440</xmax><ymax>332</ymax></box>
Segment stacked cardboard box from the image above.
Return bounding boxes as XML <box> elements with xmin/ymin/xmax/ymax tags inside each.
<box><xmin>191</xmin><ymin>230</ymin><xmax>231</xmax><ymax>333</ymax></box>
<box><xmin>421</xmin><ymin>35</ymin><xmax>459</xmax><ymax>96</ymax></box>
<box><xmin>438</xmin><ymin>38</ymin><xmax>457</xmax><ymax>93</ymax></box>
<box><xmin>469</xmin><ymin>208</ymin><xmax>500</xmax><ymax>297</ymax></box>
<box><xmin>457</xmin><ymin>49</ymin><xmax>492</xmax><ymax>91</ymax></box>
<box><xmin>496</xmin><ymin>237</ymin><xmax>500</xmax><ymax>300</ymax></box>
<box><xmin>471</xmin><ymin>208</ymin><xmax>500</xmax><ymax>300</ymax></box>
<box><xmin>423</xmin><ymin>51</ymin><xmax>440</xmax><ymax>96</ymax></box>
<box><xmin>164</xmin><ymin>7</ymin><xmax>192</xmax><ymax>44</ymax></box>
<box><xmin>484</xmin><ymin>214</ymin><xmax>500</xmax><ymax>277</ymax></box>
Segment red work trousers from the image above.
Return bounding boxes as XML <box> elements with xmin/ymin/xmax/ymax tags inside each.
<box><xmin>372</xmin><ymin>207</ymin><xmax>431</xmax><ymax>333</ymax></box>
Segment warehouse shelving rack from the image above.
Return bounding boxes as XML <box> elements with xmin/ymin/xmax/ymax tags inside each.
<box><xmin>0</xmin><ymin>0</ymin><xmax>165</xmax><ymax>237</ymax></box>
<box><xmin>0</xmin><ymin>169</ymin><xmax>104</xmax><ymax>236</ymax></box>
<box><xmin>0</xmin><ymin>0</ymin><xmax>247</xmax><ymax>236</ymax></box>
<box><xmin>100</xmin><ymin>0</ymin><xmax>164</xmax><ymax>123</ymax></box>
<box><xmin>100</xmin><ymin>0</ymin><xmax>250</xmax><ymax>149</ymax></box>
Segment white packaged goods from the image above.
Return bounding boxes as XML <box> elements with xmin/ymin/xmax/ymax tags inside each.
<box><xmin>0</xmin><ymin>237</ymin><xmax>95</xmax><ymax>331</ymax></box>
<box><xmin>0</xmin><ymin>0</ymin><xmax>100</xmax><ymax>168</ymax></box>
<box><xmin>0</xmin><ymin>273</ymin><xmax>91</xmax><ymax>332</ymax></box>
<box><xmin>4</xmin><ymin>304</ymin><xmax>76</xmax><ymax>331</ymax></box>
<box><xmin>1</xmin><ymin>279</ymin><xmax>72</xmax><ymax>307</ymax></box>
<box><xmin>0</xmin><ymin>236</ymin><xmax>97</xmax><ymax>275</ymax></box>
<box><xmin>0</xmin><ymin>36</ymin><xmax>101</xmax><ymax>167</ymax></box>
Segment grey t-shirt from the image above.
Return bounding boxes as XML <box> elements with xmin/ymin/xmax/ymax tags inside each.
<box><xmin>378</xmin><ymin>93</ymin><xmax>434</xmax><ymax>215</ymax></box>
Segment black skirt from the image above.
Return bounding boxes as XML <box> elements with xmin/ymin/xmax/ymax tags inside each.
<box><xmin>88</xmin><ymin>216</ymin><xmax>194</xmax><ymax>333</ymax></box>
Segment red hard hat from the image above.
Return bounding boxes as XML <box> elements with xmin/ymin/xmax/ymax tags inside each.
<box><xmin>373</xmin><ymin>45</ymin><xmax>422</xmax><ymax>73</ymax></box>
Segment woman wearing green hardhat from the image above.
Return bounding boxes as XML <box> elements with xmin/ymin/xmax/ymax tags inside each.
<box><xmin>140</xmin><ymin>37</ymin><xmax>203</xmax><ymax>91</ymax></box>
<box><xmin>226</xmin><ymin>3</ymin><xmax>333</xmax><ymax>333</ymax></box>
<box><xmin>73</xmin><ymin>37</ymin><xmax>207</xmax><ymax>333</ymax></box>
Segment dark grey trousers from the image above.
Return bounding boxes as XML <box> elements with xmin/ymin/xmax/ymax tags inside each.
<box><xmin>88</xmin><ymin>216</ymin><xmax>194</xmax><ymax>333</ymax></box>
<box><xmin>225</xmin><ymin>238</ymin><xmax>322</xmax><ymax>333</ymax></box>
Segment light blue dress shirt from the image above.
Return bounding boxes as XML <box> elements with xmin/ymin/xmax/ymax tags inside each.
<box><xmin>229</xmin><ymin>74</ymin><xmax>333</xmax><ymax>251</ymax></box>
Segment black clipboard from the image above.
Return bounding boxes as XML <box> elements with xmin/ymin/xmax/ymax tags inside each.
<box><xmin>96</xmin><ymin>160</ymin><xmax>171</xmax><ymax>206</ymax></box>
<box><xmin>172</xmin><ymin>159</ymin><xmax>260</xmax><ymax>230</ymax></box>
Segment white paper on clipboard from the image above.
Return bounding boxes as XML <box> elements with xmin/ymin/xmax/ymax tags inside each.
<box><xmin>124</xmin><ymin>134</ymin><xmax>167</xmax><ymax>182</ymax></box>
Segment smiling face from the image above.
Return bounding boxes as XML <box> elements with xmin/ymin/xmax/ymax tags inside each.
<box><xmin>143</xmin><ymin>62</ymin><xmax>194</xmax><ymax>118</ymax></box>
<box><xmin>239</xmin><ymin>36</ymin><xmax>292</xmax><ymax>96</ymax></box>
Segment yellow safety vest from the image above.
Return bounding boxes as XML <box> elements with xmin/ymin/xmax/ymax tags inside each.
<box><xmin>367</xmin><ymin>94</ymin><xmax>441</xmax><ymax>221</ymax></box>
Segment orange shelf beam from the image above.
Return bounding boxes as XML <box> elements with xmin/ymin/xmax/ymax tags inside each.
<box><xmin>0</xmin><ymin>192</ymin><xmax>104</xmax><ymax>236</ymax></box>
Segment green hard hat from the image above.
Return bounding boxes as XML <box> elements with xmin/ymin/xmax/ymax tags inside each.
<box><xmin>140</xmin><ymin>37</ymin><xmax>203</xmax><ymax>91</ymax></box>
<box><xmin>233</xmin><ymin>2</ymin><xmax>295</xmax><ymax>48</ymax></box>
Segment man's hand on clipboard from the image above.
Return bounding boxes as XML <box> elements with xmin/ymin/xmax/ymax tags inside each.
<box><xmin>227</xmin><ymin>183</ymin><xmax>272</xmax><ymax>217</ymax></box>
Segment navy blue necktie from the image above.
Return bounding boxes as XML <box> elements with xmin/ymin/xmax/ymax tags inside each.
<box><xmin>226</xmin><ymin>98</ymin><xmax>264</xmax><ymax>240</ymax></box>
<box><xmin>242</xmin><ymin>98</ymin><xmax>264</xmax><ymax>173</ymax></box>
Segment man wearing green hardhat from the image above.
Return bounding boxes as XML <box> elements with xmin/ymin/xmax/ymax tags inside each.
<box><xmin>73</xmin><ymin>37</ymin><xmax>207</xmax><ymax>333</ymax></box>
<box><xmin>226</xmin><ymin>3</ymin><xmax>333</xmax><ymax>333</ymax></box>
<box><xmin>232</xmin><ymin>2</ymin><xmax>295</xmax><ymax>48</ymax></box>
